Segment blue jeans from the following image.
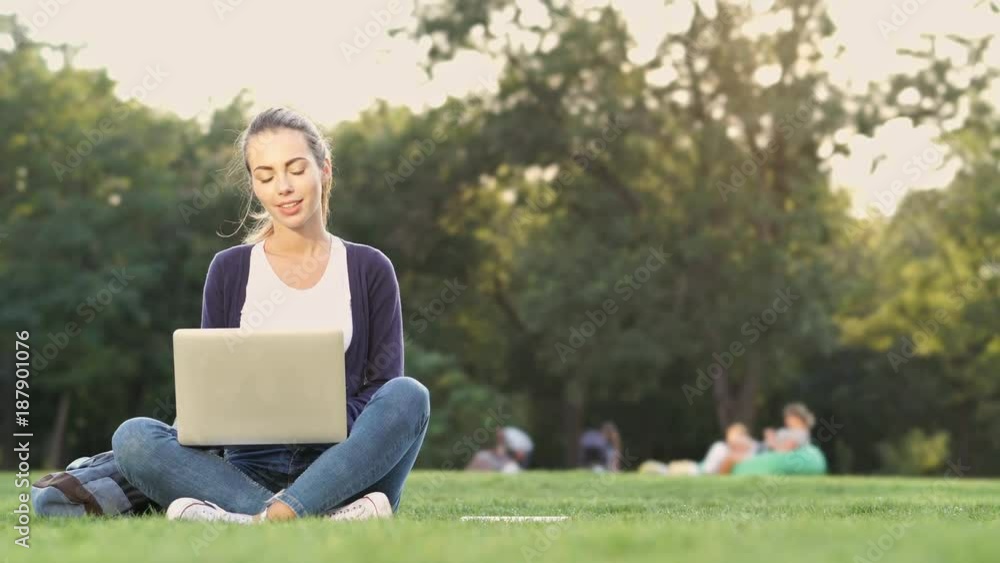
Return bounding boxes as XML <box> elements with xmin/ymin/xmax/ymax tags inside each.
<box><xmin>112</xmin><ymin>377</ymin><xmax>429</xmax><ymax>516</ymax></box>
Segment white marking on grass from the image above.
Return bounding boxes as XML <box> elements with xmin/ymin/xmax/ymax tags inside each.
<box><xmin>460</xmin><ymin>516</ymin><xmax>570</xmax><ymax>522</ymax></box>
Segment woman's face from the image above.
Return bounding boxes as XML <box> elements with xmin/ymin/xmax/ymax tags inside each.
<box><xmin>784</xmin><ymin>414</ymin><xmax>807</xmax><ymax>430</ymax></box>
<box><xmin>726</xmin><ymin>426</ymin><xmax>747</xmax><ymax>445</ymax></box>
<box><xmin>247</xmin><ymin>127</ymin><xmax>330</xmax><ymax>232</ymax></box>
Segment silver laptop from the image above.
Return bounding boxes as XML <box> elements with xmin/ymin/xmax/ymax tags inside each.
<box><xmin>172</xmin><ymin>328</ymin><xmax>347</xmax><ymax>446</ymax></box>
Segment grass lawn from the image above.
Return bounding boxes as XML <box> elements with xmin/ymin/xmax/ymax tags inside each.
<box><xmin>2</xmin><ymin>470</ymin><xmax>999</xmax><ymax>563</ymax></box>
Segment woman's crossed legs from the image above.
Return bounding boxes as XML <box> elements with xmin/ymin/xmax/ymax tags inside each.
<box><xmin>112</xmin><ymin>377</ymin><xmax>430</xmax><ymax>519</ymax></box>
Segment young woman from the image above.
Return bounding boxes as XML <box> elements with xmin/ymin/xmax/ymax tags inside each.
<box><xmin>763</xmin><ymin>402</ymin><xmax>815</xmax><ymax>452</ymax></box>
<box><xmin>111</xmin><ymin>107</ymin><xmax>430</xmax><ymax>523</ymax></box>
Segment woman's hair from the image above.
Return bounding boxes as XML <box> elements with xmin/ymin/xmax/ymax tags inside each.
<box><xmin>230</xmin><ymin>107</ymin><xmax>333</xmax><ymax>244</ymax></box>
<box><xmin>601</xmin><ymin>421</ymin><xmax>621</xmax><ymax>450</ymax></box>
<box><xmin>726</xmin><ymin>422</ymin><xmax>748</xmax><ymax>437</ymax></box>
<box><xmin>783</xmin><ymin>402</ymin><xmax>816</xmax><ymax>429</ymax></box>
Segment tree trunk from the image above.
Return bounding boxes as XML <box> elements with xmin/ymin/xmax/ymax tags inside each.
<box><xmin>958</xmin><ymin>398</ymin><xmax>972</xmax><ymax>470</ymax></box>
<box><xmin>129</xmin><ymin>378</ymin><xmax>146</xmax><ymax>417</ymax></box>
<box><xmin>707</xmin><ymin>329</ymin><xmax>735</xmax><ymax>431</ymax></box>
<box><xmin>737</xmin><ymin>351</ymin><xmax>762</xmax><ymax>431</ymax></box>
<box><xmin>712</xmin><ymin>368</ymin><xmax>733</xmax><ymax>430</ymax></box>
<box><xmin>44</xmin><ymin>392</ymin><xmax>71</xmax><ymax>469</ymax></box>
<box><xmin>712</xmin><ymin>351</ymin><xmax>762</xmax><ymax>432</ymax></box>
<box><xmin>562</xmin><ymin>380</ymin><xmax>585</xmax><ymax>467</ymax></box>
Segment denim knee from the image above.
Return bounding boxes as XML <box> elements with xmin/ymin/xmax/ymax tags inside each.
<box><xmin>382</xmin><ymin>377</ymin><xmax>430</xmax><ymax>424</ymax></box>
<box><xmin>111</xmin><ymin>417</ymin><xmax>166</xmax><ymax>469</ymax></box>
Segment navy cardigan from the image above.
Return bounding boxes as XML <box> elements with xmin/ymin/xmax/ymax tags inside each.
<box><xmin>199</xmin><ymin>239</ymin><xmax>404</xmax><ymax>433</ymax></box>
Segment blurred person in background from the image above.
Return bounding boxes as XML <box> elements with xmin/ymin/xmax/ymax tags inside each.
<box><xmin>639</xmin><ymin>422</ymin><xmax>758</xmax><ymax>476</ymax></box>
<box><xmin>699</xmin><ymin>422</ymin><xmax>758</xmax><ymax>474</ymax></box>
<box><xmin>466</xmin><ymin>426</ymin><xmax>534</xmax><ymax>473</ymax></box>
<box><xmin>764</xmin><ymin>403</ymin><xmax>815</xmax><ymax>452</ymax></box>
<box><xmin>712</xmin><ymin>403</ymin><xmax>817</xmax><ymax>474</ymax></box>
<box><xmin>578</xmin><ymin>422</ymin><xmax>623</xmax><ymax>472</ymax></box>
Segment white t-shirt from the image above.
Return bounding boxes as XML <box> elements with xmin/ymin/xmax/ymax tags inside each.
<box><xmin>240</xmin><ymin>233</ymin><xmax>352</xmax><ymax>352</ymax></box>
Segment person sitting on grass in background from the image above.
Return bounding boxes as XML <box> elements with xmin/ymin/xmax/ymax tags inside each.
<box><xmin>638</xmin><ymin>422</ymin><xmax>758</xmax><ymax>476</ymax></box>
<box><xmin>716</xmin><ymin>403</ymin><xmax>815</xmax><ymax>474</ymax></box>
<box><xmin>466</xmin><ymin>426</ymin><xmax>534</xmax><ymax>473</ymax></box>
<box><xmin>764</xmin><ymin>402</ymin><xmax>815</xmax><ymax>452</ymax></box>
<box><xmin>699</xmin><ymin>422</ymin><xmax>758</xmax><ymax>475</ymax></box>
<box><xmin>578</xmin><ymin>422</ymin><xmax>623</xmax><ymax>472</ymax></box>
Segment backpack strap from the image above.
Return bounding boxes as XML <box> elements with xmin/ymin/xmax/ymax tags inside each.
<box><xmin>33</xmin><ymin>472</ymin><xmax>103</xmax><ymax>515</ymax></box>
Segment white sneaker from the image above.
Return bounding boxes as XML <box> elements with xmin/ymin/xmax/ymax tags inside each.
<box><xmin>166</xmin><ymin>497</ymin><xmax>255</xmax><ymax>524</ymax></box>
<box><xmin>326</xmin><ymin>492</ymin><xmax>393</xmax><ymax>521</ymax></box>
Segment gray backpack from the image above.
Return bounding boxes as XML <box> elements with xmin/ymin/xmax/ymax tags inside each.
<box><xmin>31</xmin><ymin>451</ymin><xmax>154</xmax><ymax>517</ymax></box>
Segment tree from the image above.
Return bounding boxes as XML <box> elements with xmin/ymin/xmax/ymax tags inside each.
<box><xmin>406</xmin><ymin>0</ymin><xmax>848</xmax><ymax>461</ymax></box>
<box><xmin>836</xmin><ymin>22</ymin><xmax>1000</xmax><ymax>470</ymax></box>
<box><xmin>0</xmin><ymin>16</ymin><xmax>247</xmax><ymax>466</ymax></box>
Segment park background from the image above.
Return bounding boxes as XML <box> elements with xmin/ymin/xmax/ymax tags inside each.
<box><xmin>1</xmin><ymin>0</ymin><xmax>998</xmax><ymax>476</ymax></box>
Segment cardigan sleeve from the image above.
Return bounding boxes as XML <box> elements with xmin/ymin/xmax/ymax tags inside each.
<box><xmin>200</xmin><ymin>252</ymin><xmax>227</xmax><ymax>329</ymax></box>
<box><xmin>346</xmin><ymin>249</ymin><xmax>404</xmax><ymax>432</ymax></box>
<box><xmin>171</xmin><ymin>252</ymin><xmax>227</xmax><ymax>431</ymax></box>
<box><xmin>187</xmin><ymin>252</ymin><xmax>229</xmax><ymax>447</ymax></box>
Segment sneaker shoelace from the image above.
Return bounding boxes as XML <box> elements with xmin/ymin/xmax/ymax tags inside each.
<box><xmin>337</xmin><ymin>503</ymin><xmax>363</xmax><ymax>515</ymax></box>
<box><xmin>332</xmin><ymin>498</ymin><xmax>373</xmax><ymax>518</ymax></box>
<box><xmin>183</xmin><ymin>500</ymin><xmax>228</xmax><ymax>521</ymax></box>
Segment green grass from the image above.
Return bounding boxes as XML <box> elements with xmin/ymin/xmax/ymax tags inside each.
<box><xmin>3</xmin><ymin>471</ymin><xmax>999</xmax><ymax>562</ymax></box>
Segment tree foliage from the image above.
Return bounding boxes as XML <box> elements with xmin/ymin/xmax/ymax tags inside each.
<box><xmin>2</xmin><ymin>2</ymin><xmax>998</xmax><ymax>472</ymax></box>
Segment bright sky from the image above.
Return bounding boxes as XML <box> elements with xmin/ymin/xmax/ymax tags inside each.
<box><xmin>5</xmin><ymin>0</ymin><xmax>999</xmax><ymax>216</ymax></box>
